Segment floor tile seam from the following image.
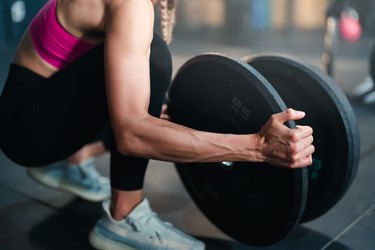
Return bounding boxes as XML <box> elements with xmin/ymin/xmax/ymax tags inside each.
<box><xmin>319</xmin><ymin>202</ymin><xmax>375</xmax><ymax>250</ymax></box>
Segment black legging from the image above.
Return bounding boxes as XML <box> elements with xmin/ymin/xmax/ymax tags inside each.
<box><xmin>0</xmin><ymin>34</ymin><xmax>172</xmax><ymax>191</ymax></box>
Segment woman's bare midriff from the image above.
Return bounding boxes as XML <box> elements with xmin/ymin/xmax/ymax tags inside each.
<box><xmin>13</xmin><ymin>28</ymin><xmax>104</xmax><ymax>78</ymax></box>
<box><xmin>13</xmin><ymin>30</ymin><xmax>60</xmax><ymax>78</ymax></box>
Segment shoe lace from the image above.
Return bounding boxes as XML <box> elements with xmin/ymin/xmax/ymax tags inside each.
<box><xmin>77</xmin><ymin>163</ymin><xmax>106</xmax><ymax>188</ymax></box>
<box><xmin>128</xmin><ymin>211</ymin><xmax>172</xmax><ymax>244</ymax></box>
<box><xmin>150</xmin><ymin>231</ymin><xmax>164</xmax><ymax>244</ymax></box>
<box><xmin>79</xmin><ymin>162</ymin><xmax>99</xmax><ymax>178</ymax></box>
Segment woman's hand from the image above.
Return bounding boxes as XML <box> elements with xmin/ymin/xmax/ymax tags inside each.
<box><xmin>257</xmin><ymin>108</ymin><xmax>315</xmax><ymax>169</ymax></box>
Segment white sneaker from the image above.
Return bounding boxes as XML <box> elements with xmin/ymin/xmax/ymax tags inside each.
<box><xmin>89</xmin><ymin>199</ymin><xmax>205</xmax><ymax>250</ymax></box>
<box><xmin>352</xmin><ymin>76</ymin><xmax>374</xmax><ymax>96</ymax></box>
<box><xmin>27</xmin><ymin>159</ymin><xmax>110</xmax><ymax>202</ymax></box>
<box><xmin>363</xmin><ymin>90</ymin><xmax>375</xmax><ymax>104</ymax></box>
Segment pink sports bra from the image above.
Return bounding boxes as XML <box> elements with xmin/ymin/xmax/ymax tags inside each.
<box><xmin>30</xmin><ymin>0</ymin><xmax>97</xmax><ymax>69</ymax></box>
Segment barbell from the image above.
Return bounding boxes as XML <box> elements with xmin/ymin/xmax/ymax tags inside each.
<box><xmin>167</xmin><ymin>53</ymin><xmax>360</xmax><ymax>246</ymax></box>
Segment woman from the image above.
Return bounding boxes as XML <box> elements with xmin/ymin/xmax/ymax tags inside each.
<box><xmin>0</xmin><ymin>0</ymin><xmax>315</xmax><ymax>249</ymax></box>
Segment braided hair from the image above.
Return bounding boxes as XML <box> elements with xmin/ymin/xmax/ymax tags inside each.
<box><xmin>159</xmin><ymin>0</ymin><xmax>176</xmax><ymax>44</ymax></box>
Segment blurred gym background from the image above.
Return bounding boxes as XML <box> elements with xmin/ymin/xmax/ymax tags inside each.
<box><xmin>1</xmin><ymin>0</ymin><xmax>375</xmax><ymax>93</ymax></box>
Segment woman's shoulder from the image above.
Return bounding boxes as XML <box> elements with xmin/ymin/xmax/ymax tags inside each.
<box><xmin>59</xmin><ymin>0</ymin><xmax>107</xmax><ymax>33</ymax></box>
<box><xmin>60</xmin><ymin>0</ymin><xmax>153</xmax><ymax>33</ymax></box>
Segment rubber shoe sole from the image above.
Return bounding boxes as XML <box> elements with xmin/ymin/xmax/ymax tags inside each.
<box><xmin>27</xmin><ymin>169</ymin><xmax>109</xmax><ymax>202</ymax></box>
<box><xmin>89</xmin><ymin>227</ymin><xmax>137</xmax><ymax>250</ymax></box>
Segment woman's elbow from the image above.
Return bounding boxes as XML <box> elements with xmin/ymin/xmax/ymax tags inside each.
<box><xmin>114</xmin><ymin>130</ymin><xmax>142</xmax><ymax>156</ymax></box>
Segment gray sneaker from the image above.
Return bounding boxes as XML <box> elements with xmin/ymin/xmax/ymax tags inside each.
<box><xmin>27</xmin><ymin>159</ymin><xmax>110</xmax><ymax>202</ymax></box>
<box><xmin>89</xmin><ymin>199</ymin><xmax>205</xmax><ymax>250</ymax></box>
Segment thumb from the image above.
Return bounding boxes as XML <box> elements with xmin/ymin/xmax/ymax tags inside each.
<box><xmin>273</xmin><ymin>108</ymin><xmax>306</xmax><ymax>124</ymax></box>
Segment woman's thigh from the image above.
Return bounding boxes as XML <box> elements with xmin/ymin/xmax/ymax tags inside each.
<box><xmin>0</xmin><ymin>44</ymin><xmax>108</xmax><ymax>166</ymax></box>
<box><xmin>0</xmin><ymin>34</ymin><xmax>172</xmax><ymax>166</ymax></box>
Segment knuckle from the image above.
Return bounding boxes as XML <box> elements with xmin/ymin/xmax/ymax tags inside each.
<box><xmin>285</xmin><ymin>153</ymin><xmax>298</xmax><ymax>165</ymax></box>
<box><xmin>290</xmin><ymin>155</ymin><xmax>298</xmax><ymax>163</ymax></box>
<box><xmin>270</xmin><ymin>114</ymin><xmax>278</xmax><ymax>122</ymax></box>
<box><xmin>288</xmin><ymin>132</ymin><xmax>299</xmax><ymax>142</ymax></box>
<box><xmin>286</xmin><ymin>108</ymin><xmax>294</xmax><ymax>116</ymax></box>
<box><xmin>288</xmin><ymin>144</ymin><xmax>299</xmax><ymax>154</ymax></box>
<box><xmin>285</xmin><ymin>154</ymin><xmax>314</xmax><ymax>169</ymax></box>
<box><xmin>291</xmin><ymin>154</ymin><xmax>299</xmax><ymax>163</ymax></box>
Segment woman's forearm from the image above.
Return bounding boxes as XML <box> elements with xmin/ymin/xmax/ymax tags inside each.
<box><xmin>116</xmin><ymin>114</ymin><xmax>264</xmax><ymax>163</ymax></box>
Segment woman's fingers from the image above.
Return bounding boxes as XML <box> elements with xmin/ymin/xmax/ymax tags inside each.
<box><xmin>271</xmin><ymin>108</ymin><xmax>306</xmax><ymax>124</ymax></box>
<box><xmin>259</xmin><ymin>109</ymin><xmax>315</xmax><ymax>169</ymax></box>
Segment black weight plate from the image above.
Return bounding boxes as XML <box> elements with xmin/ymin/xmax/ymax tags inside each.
<box><xmin>168</xmin><ymin>54</ymin><xmax>308</xmax><ymax>246</ymax></box>
<box><xmin>370</xmin><ymin>44</ymin><xmax>375</xmax><ymax>80</ymax></box>
<box><xmin>243</xmin><ymin>54</ymin><xmax>360</xmax><ymax>222</ymax></box>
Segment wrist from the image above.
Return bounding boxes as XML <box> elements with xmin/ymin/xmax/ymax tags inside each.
<box><xmin>247</xmin><ymin>133</ymin><xmax>265</xmax><ymax>163</ymax></box>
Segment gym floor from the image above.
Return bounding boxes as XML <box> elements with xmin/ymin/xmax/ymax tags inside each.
<box><xmin>1</xmin><ymin>29</ymin><xmax>374</xmax><ymax>250</ymax></box>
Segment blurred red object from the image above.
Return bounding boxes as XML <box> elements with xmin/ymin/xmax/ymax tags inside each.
<box><xmin>339</xmin><ymin>8</ymin><xmax>362</xmax><ymax>43</ymax></box>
